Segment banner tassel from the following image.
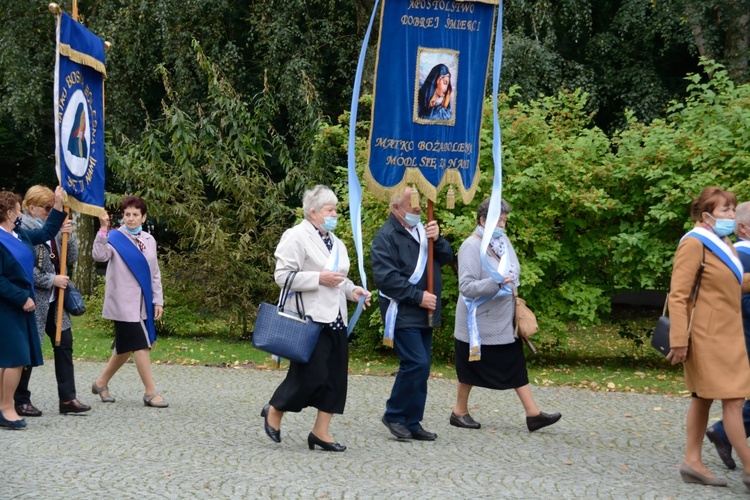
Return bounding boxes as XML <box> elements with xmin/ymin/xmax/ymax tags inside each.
<box><xmin>446</xmin><ymin>187</ymin><xmax>455</xmax><ymax>209</ymax></box>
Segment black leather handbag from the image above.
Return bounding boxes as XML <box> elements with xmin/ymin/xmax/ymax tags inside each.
<box><xmin>652</xmin><ymin>247</ymin><xmax>705</xmax><ymax>357</ymax></box>
<box><xmin>252</xmin><ymin>271</ymin><xmax>323</xmax><ymax>363</ymax></box>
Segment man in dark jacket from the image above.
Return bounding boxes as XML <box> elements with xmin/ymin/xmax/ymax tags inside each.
<box><xmin>371</xmin><ymin>187</ymin><xmax>454</xmax><ymax>440</ymax></box>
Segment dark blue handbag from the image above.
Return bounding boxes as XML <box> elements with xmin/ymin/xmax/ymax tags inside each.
<box><xmin>63</xmin><ymin>282</ymin><xmax>86</xmax><ymax>316</ymax></box>
<box><xmin>252</xmin><ymin>271</ymin><xmax>323</xmax><ymax>363</ymax></box>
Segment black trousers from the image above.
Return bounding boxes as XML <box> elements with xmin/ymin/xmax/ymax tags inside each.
<box><xmin>269</xmin><ymin>324</ymin><xmax>348</xmax><ymax>414</ymax></box>
<box><xmin>15</xmin><ymin>303</ymin><xmax>77</xmax><ymax>404</ymax></box>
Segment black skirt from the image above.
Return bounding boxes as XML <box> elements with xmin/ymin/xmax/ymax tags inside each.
<box><xmin>269</xmin><ymin>324</ymin><xmax>348</xmax><ymax>414</ymax></box>
<box><xmin>112</xmin><ymin>320</ymin><xmax>151</xmax><ymax>354</ymax></box>
<box><xmin>454</xmin><ymin>338</ymin><xmax>528</xmax><ymax>390</ymax></box>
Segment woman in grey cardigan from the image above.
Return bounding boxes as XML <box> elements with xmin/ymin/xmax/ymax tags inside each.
<box><xmin>450</xmin><ymin>198</ymin><xmax>560</xmax><ymax>432</ymax></box>
<box><xmin>14</xmin><ymin>185</ymin><xmax>91</xmax><ymax>416</ymax></box>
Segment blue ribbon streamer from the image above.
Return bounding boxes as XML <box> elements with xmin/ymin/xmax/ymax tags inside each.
<box><xmin>346</xmin><ymin>0</ymin><xmax>381</xmax><ymax>336</ymax></box>
<box><xmin>479</xmin><ymin>1</ymin><xmax>505</xmax><ymax>283</ymax></box>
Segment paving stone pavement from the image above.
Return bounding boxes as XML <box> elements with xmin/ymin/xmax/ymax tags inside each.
<box><xmin>0</xmin><ymin>360</ymin><xmax>747</xmax><ymax>499</ymax></box>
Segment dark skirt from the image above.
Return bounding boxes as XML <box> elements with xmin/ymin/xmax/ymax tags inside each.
<box><xmin>269</xmin><ymin>324</ymin><xmax>348</xmax><ymax>414</ymax></box>
<box><xmin>455</xmin><ymin>338</ymin><xmax>528</xmax><ymax>390</ymax></box>
<box><xmin>112</xmin><ymin>320</ymin><xmax>150</xmax><ymax>354</ymax></box>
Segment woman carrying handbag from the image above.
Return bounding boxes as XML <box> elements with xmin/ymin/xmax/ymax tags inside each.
<box><xmin>667</xmin><ymin>186</ymin><xmax>750</xmax><ymax>489</ymax></box>
<box><xmin>260</xmin><ymin>185</ymin><xmax>370</xmax><ymax>452</ymax></box>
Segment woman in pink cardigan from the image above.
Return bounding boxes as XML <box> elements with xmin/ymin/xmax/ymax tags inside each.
<box><xmin>91</xmin><ymin>195</ymin><xmax>167</xmax><ymax>408</ymax></box>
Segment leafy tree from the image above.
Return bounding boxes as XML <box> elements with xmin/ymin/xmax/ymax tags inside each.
<box><xmin>106</xmin><ymin>43</ymin><xmax>292</xmax><ymax>334</ymax></box>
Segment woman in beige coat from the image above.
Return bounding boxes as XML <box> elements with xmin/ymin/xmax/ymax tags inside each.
<box><xmin>668</xmin><ymin>186</ymin><xmax>750</xmax><ymax>488</ymax></box>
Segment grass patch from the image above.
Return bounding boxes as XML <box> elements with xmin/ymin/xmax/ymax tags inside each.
<box><xmin>51</xmin><ymin>305</ymin><xmax>687</xmax><ymax>396</ymax></box>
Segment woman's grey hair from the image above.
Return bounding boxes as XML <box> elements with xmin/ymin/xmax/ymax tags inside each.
<box><xmin>302</xmin><ymin>185</ymin><xmax>338</xmax><ymax>220</ymax></box>
<box><xmin>476</xmin><ymin>198</ymin><xmax>511</xmax><ymax>224</ymax></box>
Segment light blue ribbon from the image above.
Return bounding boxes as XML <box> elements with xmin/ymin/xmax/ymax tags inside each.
<box><xmin>480</xmin><ymin>1</ymin><xmax>505</xmax><ymax>284</ymax></box>
<box><xmin>463</xmin><ymin>287</ymin><xmax>504</xmax><ymax>360</ymax></box>
<box><xmin>346</xmin><ymin>0</ymin><xmax>381</xmax><ymax>337</ymax></box>
<box><xmin>380</xmin><ymin>223</ymin><xmax>428</xmax><ymax>346</ymax></box>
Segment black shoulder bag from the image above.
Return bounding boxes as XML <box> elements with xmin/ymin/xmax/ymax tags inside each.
<box><xmin>652</xmin><ymin>246</ymin><xmax>705</xmax><ymax>357</ymax></box>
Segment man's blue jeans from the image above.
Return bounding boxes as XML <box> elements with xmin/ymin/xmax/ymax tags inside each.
<box><xmin>384</xmin><ymin>327</ymin><xmax>432</xmax><ymax>432</ymax></box>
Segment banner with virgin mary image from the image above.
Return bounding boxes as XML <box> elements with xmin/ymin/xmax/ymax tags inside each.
<box><xmin>54</xmin><ymin>12</ymin><xmax>106</xmax><ymax>216</ymax></box>
<box><xmin>365</xmin><ymin>0</ymin><xmax>498</xmax><ymax>203</ymax></box>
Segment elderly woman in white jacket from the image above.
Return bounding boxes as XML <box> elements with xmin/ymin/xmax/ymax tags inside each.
<box><xmin>450</xmin><ymin>198</ymin><xmax>561</xmax><ymax>432</ymax></box>
<box><xmin>261</xmin><ymin>185</ymin><xmax>370</xmax><ymax>452</ymax></box>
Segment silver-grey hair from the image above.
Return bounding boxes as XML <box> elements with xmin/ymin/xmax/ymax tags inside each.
<box><xmin>735</xmin><ymin>201</ymin><xmax>750</xmax><ymax>232</ymax></box>
<box><xmin>476</xmin><ymin>198</ymin><xmax>511</xmax><ymax>224</ymax></box>
<box><xmin>302</xmin><ymin>185</ymin><xmax>338</xmax><ymax>221</ymax></box>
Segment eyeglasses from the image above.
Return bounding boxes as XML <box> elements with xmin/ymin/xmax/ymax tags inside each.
<box><xmin>42</xmin><ymin>205</ymin><xmax>53</xmax><ymax>212</ymax></box>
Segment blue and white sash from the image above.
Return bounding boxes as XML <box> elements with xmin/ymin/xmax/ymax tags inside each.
<box><xmin>379</xmin><ymin>223</ymin><xmax>428</xmax><ymax>347</ymax></box>
<box><xmin>324</xmin><ymin>232</ymin><xmax>340</xmax><ymax>272</ymax></box>
<box><xmin>109</xmin><ymin>230</ymin><xmax>157</xmax><ymax>344</ymax></box>
<box><xmin>735</xmin><ymin>239</ymin><xmax>750</xmax><ymax>257</ymax></box>
<box><xmin>465</xmin><ymin>233</ymin><xmax>512</xmax><ymax>361</ymax></box>
<box><xmin>0</xmin><ymin>229</ymin><xmax>35</xmax><ymax>296</ymax></box>
<box><xmin>682</xmin><ymin>227</ymin><xmax>743</xmax><ymax>283</ymax></box>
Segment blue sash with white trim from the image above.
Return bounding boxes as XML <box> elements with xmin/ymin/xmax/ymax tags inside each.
<box><xmin>682</xmin><ymin>227</ymin><xmax>743</xmax><ymax>283</ymax></box>
<box><xmin>109</xmin><ymin>230</ymin><xmax>156</xmax><ymax>344</ymax></box>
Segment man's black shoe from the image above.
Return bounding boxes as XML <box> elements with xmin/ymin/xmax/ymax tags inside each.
<box><xmin>411</xmin><ymin>428</ymin><xmax>437</xmax><ymax>441</ymax></box>
<box><xmin>381</xmin><ymin>416</ymin><xmax>411</xmax><ymax>439</ymax></box>
<box><xmin>706</xmin><ymin>428</ymin><xmax>736</xmax><ymax>470</ymax></box>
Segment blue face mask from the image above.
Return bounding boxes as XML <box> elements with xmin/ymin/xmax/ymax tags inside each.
<box><xmin>403</xmin><ymin>211</ymin><xmax>421</xmax><ymax>227</ymax></box>
<box><xmin>124</xmin><ymin>225</ymin><xmax>142</xmax><ymax>235</ymax></box>
<box><xmin>492</xmin><ymin>227</ymin><xmax>504</xmax><ymax>239</ymax></box>
<box><xmin>321</xmin><ymin>216</ymin><xmax>337</xmax><ymax>232</ymax></box>
<box><xmin>707</xmin><ymin>213</ymin><xmax>734</xmax><ymax>237</ymax></box>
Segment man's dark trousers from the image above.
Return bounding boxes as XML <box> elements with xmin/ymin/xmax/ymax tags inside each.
<box><xmin>384</xmin><ymin>327</ymin><xmax>432</xmax><ymax>432</ymax></box>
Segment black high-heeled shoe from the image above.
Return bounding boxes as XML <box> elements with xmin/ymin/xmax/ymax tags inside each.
<box><xmin>307</xmin><ymin>432</ymin><xmax>346</xmax><ymax>452</ymax></box>
<box><xmin>261</xmin><ymin>404</ymin><xmax>281</xmax><ymax>443</ymax></box>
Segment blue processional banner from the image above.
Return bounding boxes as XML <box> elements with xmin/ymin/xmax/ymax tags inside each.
<box><xmin>54</xmin><ymin>12</ymin><xmax>106</xmax><ymax>216</ymax></box>
<box><xmin>365</xmin><ymin>0</ymin><xmax>498</xmax><ymax>203</ymax></box>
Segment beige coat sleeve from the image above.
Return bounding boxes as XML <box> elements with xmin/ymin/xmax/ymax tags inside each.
<box><xmin>668</xmin><ymin>237</ymin><xmax>704</xmax><ymax>348</ymax></box>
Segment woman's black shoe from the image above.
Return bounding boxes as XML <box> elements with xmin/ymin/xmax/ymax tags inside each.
<box><xmin>261</xmin><ymin>404</ymin><xmax>281</xmax><ymax>443</ymax></box>
<box><xmin>450</xmin><ymin>412</ymin><xmax>481</xmax><ymax>429</ymax></box>
<box><xmin>526</xmin><ymin>411</ymin><xmax>561</xmax><ymax>432</ymax></box>
<box><xmin>307</xmin><ymin>432</ymin><xmax>346</xmax><ymax>452</ymax></box>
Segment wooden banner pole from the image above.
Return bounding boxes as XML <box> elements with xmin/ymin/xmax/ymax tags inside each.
<box><xmin>427</xmin><ymin>199</ymin><xmax>434</xmax><ymax>327</ymax></box>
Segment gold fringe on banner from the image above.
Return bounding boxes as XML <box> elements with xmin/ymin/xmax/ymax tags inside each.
<box><xmin>364</xmin><ymin>164</ymin><xmax>480</xmax><ymax>207</ymax></box>
<box><xmin>382</xmin><ymin>338</ymin><xmax>394</xmax><ymax>348</ymax></box>
<box><xmin>64</xmin><ymin>194</ymin><xmax>107</xmax><ymax>218</ymax></box>
<box><xmin>59</xmin><ymin>43</ymin><xmax>107</xmax><ymax>77</ymax></box>
<box><xmin>446</xmin><ymin>187</ymin><xmax>455</xmax><ymax>209</ymax></box>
